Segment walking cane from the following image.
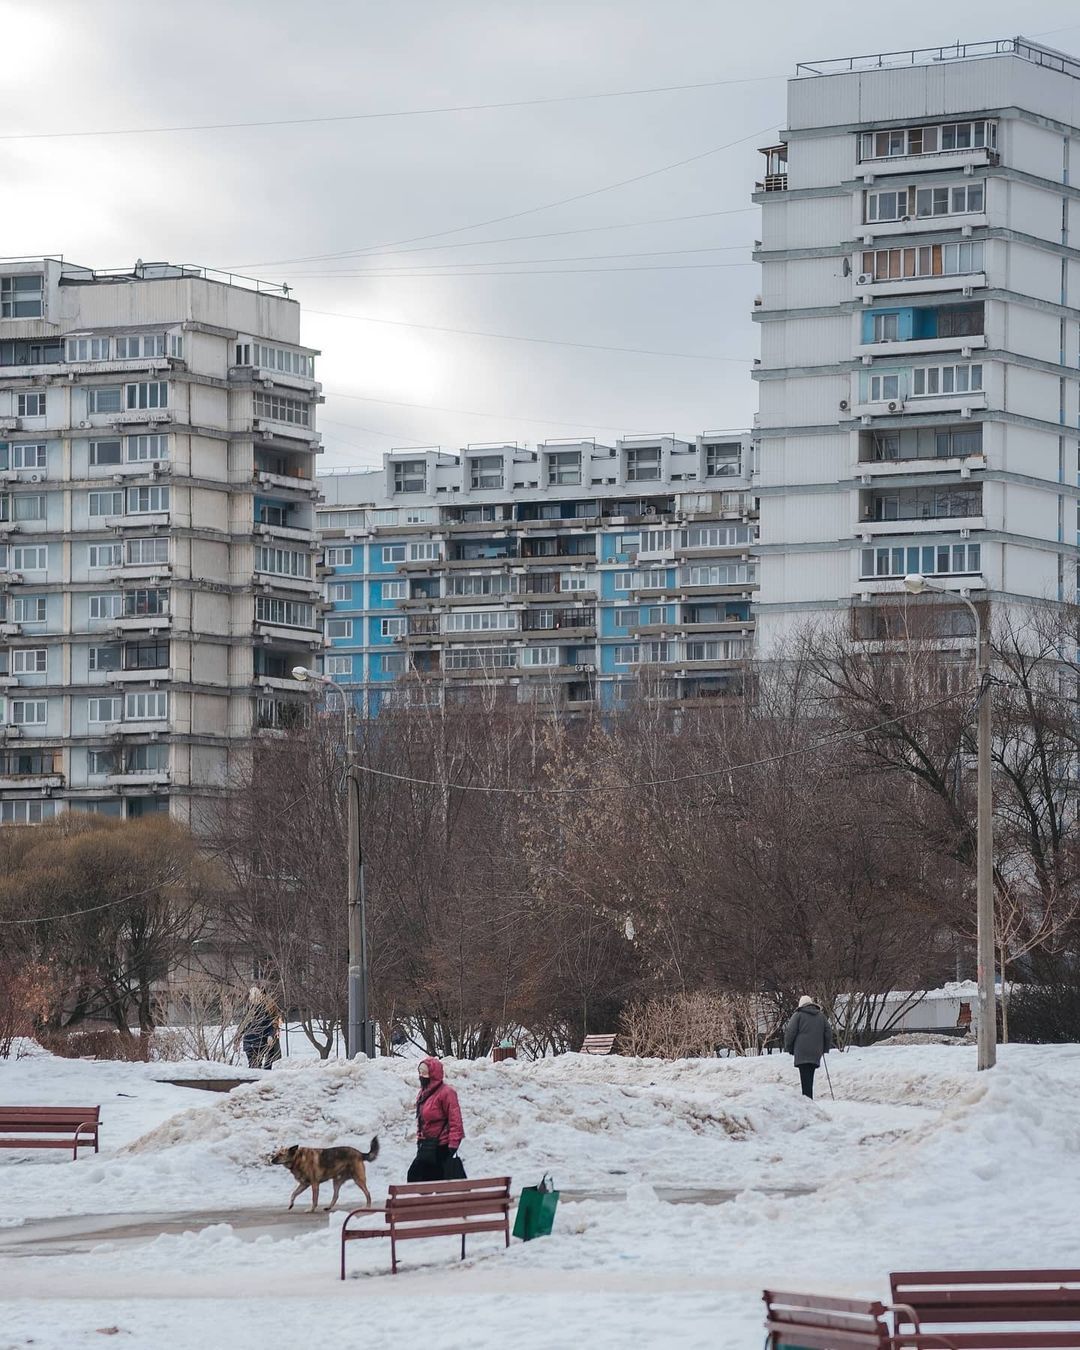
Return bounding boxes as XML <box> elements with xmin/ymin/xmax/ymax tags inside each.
<box><xmin>823</xmin><ymin>1057</ymin><xmax>835</xmax><ymax>1100</ymax></box>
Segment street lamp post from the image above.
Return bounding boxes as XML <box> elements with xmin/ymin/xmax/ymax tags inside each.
<box><xmin>292</xmin><ymin>666</ymin><xmax>372</xmax><ymax>1060</ymax></box>
<box><xmin>902</xmin><ymin>574</ymin><xmax>995</xmax><ymax>1069</ymax></box>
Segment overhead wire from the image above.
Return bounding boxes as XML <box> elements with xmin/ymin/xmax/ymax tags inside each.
<box><xmin>288</xmin><ymin>243</ymin><xmax>753</xmax><ymax>276</ymax></box>
<box><xmin>0</xmin><ymin>73</ymin><xmax>784</xmax><ymax>144</ymax></box>
<box><xmin>350</xmin><ymin>688</ymin><xmax>976</xmax><ymax>796</ymax></box>
<box><xmin>295</xmin><ymin>260</ymin><xmax>756</xmax><ymax>279</ymax></box>
<box><xmin>308</xmin><ymin>309</ymin><xmax>751</xmax><ymax>362</ymax></box>
<box><xmin>320</xmin><ymin>390</ymin><xmax>690</xmax><ymax>434</ymax></box>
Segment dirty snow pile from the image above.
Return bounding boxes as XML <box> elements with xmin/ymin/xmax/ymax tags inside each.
<box><xmin>0</xmin><ymin>1043</ymin><xmax>1077</xmax><ymax>1349</ymax></box>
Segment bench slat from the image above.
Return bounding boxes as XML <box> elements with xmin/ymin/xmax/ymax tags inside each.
<box><xmin>391</xmin><ymin>1219</ymin><xmax>511</xmax><ymax>1243</ymax></box>
<box><xmin>388</xmin><ymin>1177</ymin><xmax>509</xmax><ymax>1197</ymax></box>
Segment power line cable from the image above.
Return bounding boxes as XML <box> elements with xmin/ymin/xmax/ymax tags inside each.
<box><xmin>308</xmin><ymin>308</ymin><xmax>751</xmax><ymax>362</ymax></box>
<box><xmin>231</xmin><ymin>124</ymin><xmax>776</xmax><ymax>269</ymax></box>
<box><xmin>321</xmin><ymin>390</ymin><xmax>695</xmax><ymax>434</ymax></box>
<box><xmin>298</xmin><ymin>260</ymin><xmax>756</xmax><ymax>280</ymax></box>
<box><xmin>0</xmin><ymin>873</ymin><xmax>186</xmax><ymax>927</ymax></box>
<box><xmin>352</xmin><ymin>688</ymin><xmax>974</xmax><ymax>796</ymax></box>
<box><xmin>274</xmin><ymin>207</ymin><xmax>759</xmax><ymax>268</ymax></box>
<box><xmin>290</xmin><ymin>243</ymin><xmax>752</xmax><ymax>276</ymax></box>
<box><xmin>0</xmin><ymin>74</ymin><xmax>784</xmax><ymax>144</ymax></box>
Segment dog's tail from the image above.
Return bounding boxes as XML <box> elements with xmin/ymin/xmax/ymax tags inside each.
<box><xmin>363</xmin><ymin>1135</ymin><xmax>379</xmax><ymax>1163</ymax></box>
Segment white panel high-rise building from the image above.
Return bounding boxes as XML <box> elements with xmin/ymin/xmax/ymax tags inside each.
<box><xmin>753</xmin><ymin>38</ymin><xmax>1080</xmax><ymax>649</ymax></box>
<box><xmin>0</xmin><ymin>259</ymin><xmax>322</xmax><ymax>826</ymax></box>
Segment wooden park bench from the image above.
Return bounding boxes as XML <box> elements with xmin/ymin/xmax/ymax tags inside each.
<box><xmin>0</xmin><ymin>1107</ymin><xmax>101</xmax><ymax>1160</ymax></box>
<box><xmin>580</xmin><ymin>1034</ymin><xmax>617</xmax><ymax>1055</ymax></box>
<box><xmin>340</xmin><ymin>1176</ymin><xmax>512</xmax><ymax>1278</ymax></box>
<box><xmin>890</xmin><ymin>1268</ymin><xmax>1080</xmax><ymax>1347</ymax></box>
<box><xmin>763</xmin><ymin>1289</ymin><xmax>904</xmax><ymax>1348</ymax></box>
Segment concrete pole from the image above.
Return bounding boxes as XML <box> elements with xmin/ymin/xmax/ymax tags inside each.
<box><xmin>345</xmin><ymin>716</ymin><xmax>364</xmax><ymax>1060</ymax></box>
<box><xmin>975</xmin><ymin>625</ymin><xmax>996</xmax><ymax>1070</ymax></box>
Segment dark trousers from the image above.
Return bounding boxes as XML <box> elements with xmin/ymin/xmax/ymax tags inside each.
<box><xmin>407</xmin><ymin>1139</ymin><xmax>450</xmax><ymax>1183</ymax></box>
<box><xmin>799</xmin><ymin>1063</ymin><xmax>817</xmax><ymax>1099</ymax></box>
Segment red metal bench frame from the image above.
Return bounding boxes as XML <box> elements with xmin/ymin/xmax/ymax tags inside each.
<box><xmin>890</xmin><ymin>1269</ymin><xmax>1080</xmax><ymax>1347</ymax></box>
<box><xmin>764</xmin><ymin>1289</ymin><xmax>915</xmax><ymax>1348</ymax></box>
<box><xmin>340</xmin><ymin>1176</ymin><xmax>512</xmax><ymax>1278</ymax></box>
<box><xmin>0</xmin><ymin>1107</ymin><xmax>101</xmax><ymax>1160</ymax></box>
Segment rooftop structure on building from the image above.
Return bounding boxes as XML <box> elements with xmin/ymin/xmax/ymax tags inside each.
<box><xmin>0</xmin><ymin>256</ymin><xmax>322</xmax><ymax>825</ymax></box>
<box><xmin>317</xmin><ymin>434</ymin><xmax>756</xmax><ymax>714</ymax></box>
<box><xmin>752</xmin><ymin>36</ymin><xmax>1080</xmax><ymax>650</ymax></box>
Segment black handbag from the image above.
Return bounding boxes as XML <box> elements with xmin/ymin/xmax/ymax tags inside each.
<box><xmin>443</xmin><ymin>1152</ymin><xmax>467</xmax><ymax>1180</ymax></box>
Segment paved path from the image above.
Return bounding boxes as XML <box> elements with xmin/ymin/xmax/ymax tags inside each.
<box><xmin>0</xmin><ymin>1185</ymin><xmax>814</xmax><ymax>1258</ymax></box>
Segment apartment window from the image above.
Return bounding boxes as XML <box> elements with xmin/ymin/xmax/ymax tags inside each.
<box><xmin>254</xmin><ymin>544</ymin><xmax>311</xmax><ymax>577</ymax></box>
<box><xmin>12</xmin><ymin>545</ymin><xmax>47</xmax><ymax>570</ymax></box>
<box><xmin>686</xmin><ymin>562</ymin><xmax>756</xmax><ymax>585</ymax></box>
<box><xmin>12</xmin><ymin>494</ymin><xmax>45</xmax><ymax>521</ymax></box>
<box><xmin>327</xmin><ymin>619</ymin><xmax>353</xmax><ymax>639</ymax></box>
<box><xmin>66</xmin><ymin>337</ymin><xmax>111</xmax><ymax>361</ymax></box>
<box><xmin>256</xmin><ymin>502</ymin><xmax>289</xmax><ymax>526</ymax></box>
<box><xmin>632</xmin><ymin>568</ymin><xmax>669</xmax><ymax>589</ymax></box>
<box><xmin>126</xmin><ymin>743</ymin><xmax>168</xmax><ymax>772</ymax></box>
<box><xmin>0</xmin><ymin>799</ymin><xmax>55</xmax><ymax>824</ymax></box>
<box><xmin>90</xmin><ymin>438</ymin><xmax>122</xmax><ymax>465</ymax></box>
<box><xmin>125</xmin><ymin>588</ymin><xmax>169</xmax><ymax>616</ymax></box>
<box><xmin>872</xmin><ymin>312</ymin><xmax>899</xmax><ymax>343</ymax></box>
<box><xmin>88</xmin><ymin>696</ymin><xmax>120</xmax><ymax>729</ymax></box>
<box><xmin>11</xmin><ymin>699</ymin><xmax>46</xmax><ymax>725</ymax></box>
<box><xmin>444</xmin><ymin>610</ymin><xmax>517</xmax><ymax>633</ymax></box>
<box><xmin>89</xmin><ymin>593</ymin><xmax>122</xmax><ymax>620</ymax></box>
<box><xmin>381</xmin><ymin>652</ymin><xmax>406</xmax><ymax>675</ymax></box>
<box><xmin>613</xmin><ymin>644</ymin><xmax>639</xmax><ymax>665</ymax></box>
<box><xmin>868</xmin><ymin>373</ymin><xmax>901</xmax><ymax>402</ymax></box>
<box><xmin>87</xmin><ymin>387</ymin><xmax>123</xmax><ymax>414</ymax></box>
<box><xmin>380</xmin><ymin>616</ymin><xmax>406</xmax><ymax>637</ymax></box>
<box><xmin>116</xmin><ymin>334</ymin><xmax>166</xmax><ymax>359</ymax></box>
<box><xmin>393</xmin><ymin>460</ymin><xmax>426</xmax><ymax>493</ymax></box>
<box><xmin>326</xmin><ymin>547</ymin><xmax>353</xmax><ymax>566</ymax></box>
<box><xmin>89</xmin><ymin>490</ymin><xmax>123</xmax><ymax>517</ymax></box>
<box><xmin>547</xmin><ymin>451</ymin><xmax>582</xmax><ymax>485</ymax></box>
<box><xmin>858</xmin><ymin>120</ymin><xmax>995</xmax><ymax>161</ymax></box>
<box><xmin>127</xmin><ymin>485</ymin><xmax>170</xmax><ymax>513</ymax></box>
<box><xmin>7</xmin><ymin>443</ymin><xmax>47</xmax><ymax>470</ymax></box>
<box><xmin>126</xmin><ymin>537</ymin><xmax>169</xmax><ymax>565</ymax></box>
<box><xmin>88</xmin><ymin>646</ymin><xmax>121</xmax><ymax>672</ymax></box>
<box><xmin>614</xmin><ymin>607</ymin><xmax>640</xmax><ymax>629</ymax></box>
<box><xmin>328</xmin><ymin>582</ymin><xmax>350</xmax><ymax>602</ymax></box>
<box><xmin>1</xmin><ymin>274</ymin><xmax>44</xmax><ymax>318</ymax></box>
<box><xmin>382</xmin><ymin>545</ymin><xmax>406</xmax><ymax>564</ymax></box>
<box><xmin>704</xmin><ymin>442</ymin><xmax>740</xmax><ymax>477</ymax></box>
<box><xmin>861</xmin><ymin>241</ymin><xmax>983</xmax><ymax>282</ymax></box>
<box><xmin>250</xmin><ymin>343</ymin><xmax>314</xmax><ymax>378</ymax></box>
<box><xmin>88</xmin><ymin>543</ymin><xmax>122</xmax><ymax>568</ymax></box>
<box><xmin>404</xmin><ymin>508</ymin><xmax>433</xmax><ymax>525</ymax></box>
<box><xmin>323</xmin><ymin>655</ymin><xmax>351</xmax><ymax>677</ymax></box>
<box><xmin>447</xmin><ymin>574</ymin><xmax>513</xmax><ymax>597</ymax></box>
<box><xmin>935</xmin><ymin>427</ymin><xmax>983</xmax><ymax>457</ymax></box>
<box><xmin>911</xmin><ymin>364</ymin><xmax>983</xmax><ymax>396</ymax></box>
<box><xmin>122</xmin><ymin>640</ymin><xmax>168</xmax><ymax>670</ymax></box>
<box><xmin>443</xmin><ymin>646</ymin><xmax>515</xmax><ymax>670</ymax></box>
<box><xmin>937</xmin><ymin>304</ymin><xmax>984</xmax><ymax>338</ymax></box>
<box><xmin>521</xmin><ymin>646</ymin><xmax>559</xmax><ymax>667</ymax></box>
<box><xmin>125</xmin><ymin>691</ymin><xmax>168</xmax><ymax>721</ymax></box>
<box><xmin>626</xmin><ymin>446</ymin><xmax>661</xmax><ymax>482</ymax></box>
<box><xmin>639</xmin><ymin>528</ymin><xmax>677</xmax><ymax>553</ymax></box>
<box><xmin>11</xmin><ymin>649</ymin><xmax>46</xmax><ymax>674</ymax></box>
<box><xmin>381</xmin><ymin>580</ymin><xmax>407</xmax><ymax>600</ymax></box>
<box><xmin>860</xmin><ymin>542</ymin><xmax>982</xmax><ymax>579</ymax></box>
<box><xmin>125</xmin><ymin>381</ymin><xmax>168</xmax><ymax>410</ymax></box>
<box><xmin>88</xmin><ymin>748</ymin><xmax>120</xmax><ymax>775</ymax></box>
<box><xmin>169</xmin><ymin>334</ymin><xmax>183</xmax><ymax>359</ymax></box>
<box><xmin>560</xmin><ymin>573</ymin><xmax>587</xmax><ymax>592</ymax></box>
<box><xmin>686</xmin><ymin>524</ymin><xmax>754</xmax><ymax>547</ymax></box>
<box><xmin>12</xmin><ymin>597</ymin><xmax>46</xmax><ymax>623</ymax></box>
<box><xmin>16</xmin><ymin>392</ymin><xmax>45</xmax><ymax>418</ymax></box>
<box><xmin>640</xmin><ymin>641</ymin><xmax>670</xmax><ymax>663</ymax></box>
<box><xmin>126</xmin><ymin>434</ymin><xmax>169</xmax><ymax>461</ymax></box>
<box><xmin>865</xmin><ymin>188</ymin><xmax>906</xmax><ymax>222</ymax></box>
<box><xmin>252</xmin><ymin>392</ymin><xmax>309</xmax><ymax>426</ymax></box>
<box><xmin>370</xmin><ymin>509</ymin><xmax>399</xmax><ymax>525</ymax></box>
<box><xmin>686</xmin><ymin>638</ymin><xmax>748</xmax><ymax>661</ymax></box>
<box><xmin>915</xmin><ymin>182</ymin><xmax>984</xmax><ymax>218</ymax></box>
<box><xmin>614</xmin><ymin>572</ymin><xmax>633</xmax><ymax>591</ymax></box>
<box><xmin>254</xmin><ymin>596</ymin><xmax>312</xmax><ymax>627</ymax></box>
<box><xmin>469</xmin><ymin>455</ymin><xmax>504</xmax><ymax>490</ymax></box>
<box><xmin>408</xmin><ymin>542</ymin><xmax>438</xmax><ymax>562</ymax></box>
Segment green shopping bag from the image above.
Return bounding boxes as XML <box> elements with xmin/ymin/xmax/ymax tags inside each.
<box><xmin>513</xmin><ymin>1174</ymin><xmax>559</xmax><ymax>1241</ymax></box>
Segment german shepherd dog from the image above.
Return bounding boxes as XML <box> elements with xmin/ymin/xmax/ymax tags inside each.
<box><xmin>270</xmin><ymin>1137</ymin><xmax>379</xmax><ymax>1212</ymax></box>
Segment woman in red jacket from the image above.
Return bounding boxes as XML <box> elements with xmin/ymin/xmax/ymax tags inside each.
<box><xmin>407</xmin><ymin>1056</ymin><xmax>465</xmax><ymax>1182</ymax></box>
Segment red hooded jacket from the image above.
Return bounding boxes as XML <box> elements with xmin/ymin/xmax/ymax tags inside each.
<box><xmin>415</xmin><ymin>1056</ymin><xmax>464</xmax><ymax>1150</ymax></box>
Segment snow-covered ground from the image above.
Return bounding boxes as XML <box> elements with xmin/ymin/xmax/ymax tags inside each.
<box><xmin>0</xmin><ymin>1041</ymin><xmax>1077</xmax><ymax>1348</ymax></box>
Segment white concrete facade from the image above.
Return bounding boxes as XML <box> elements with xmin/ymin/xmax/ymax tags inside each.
<box><xmin>0</xmin><ymin>259</ymin><xmax>322</xmax><ymax>826</ymax></box>
<box><xmin>753</xmin><ymin>39</ymin><xmax>1080</xmax><ymax>650</ymax></box>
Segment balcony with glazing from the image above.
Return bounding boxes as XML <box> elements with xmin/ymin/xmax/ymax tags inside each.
<box><xmin>858</xmin><ymin>483</ymin><xmax>983</xmax><ymax>535</ymax></box>
<box><xmin>856</xmin><ymin>423</ymin><xmax>987</xmax><ymax>479</ymax></box>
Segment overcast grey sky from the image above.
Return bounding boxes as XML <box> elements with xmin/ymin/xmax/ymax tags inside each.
<box><xmin>3</xmin><ymin>0</ymin><xmax>1080</xmax><ymax>469</ymax></box>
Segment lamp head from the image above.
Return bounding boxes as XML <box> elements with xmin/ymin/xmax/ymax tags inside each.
<box><xmin>291</xmin><ymin>665</ymin><xmax>312</xmax><ymax>682</ymax></box>
<box><xmin>903</xmin><ymin>573</ymin><xmax>929</xmax><ymax>595</ymax></box>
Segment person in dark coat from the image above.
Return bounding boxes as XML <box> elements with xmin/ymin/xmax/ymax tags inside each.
<box><xmin>783</xmin><ymin>995</ymin><xmax>834</xmax><ymax>1099</ymax></box>
<box><xmin>407</xmin><ymin>1056</ymin><xmax>465</xmax><ymax>1182</ymax></box>
<box><xmin>240</xmin><ymin>986</ymin><xmax>281</xmax><ymax>1069</ymax></box>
